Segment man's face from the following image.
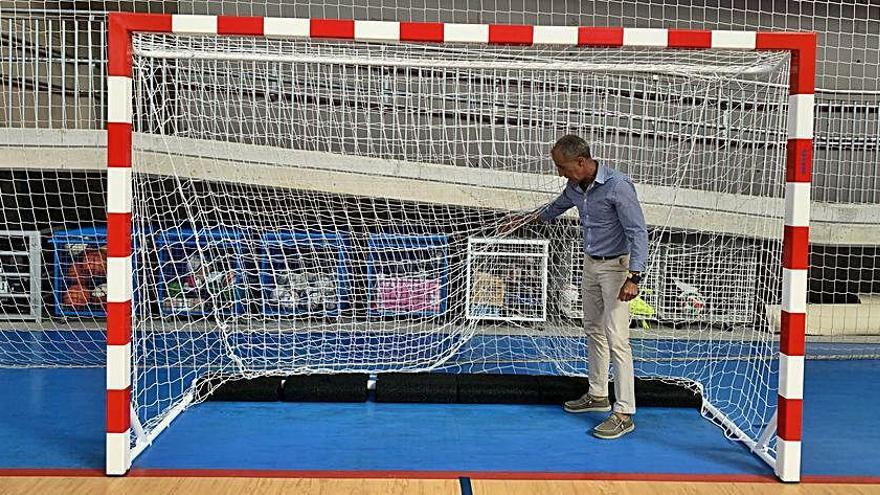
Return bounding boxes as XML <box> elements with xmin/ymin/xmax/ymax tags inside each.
<box><xmin>551</xmin><ymin>149</ymin><xmax>587</xmax><ymax>182</ymax></box>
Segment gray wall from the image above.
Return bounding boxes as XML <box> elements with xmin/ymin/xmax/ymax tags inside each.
<box><xmin>1</xmin><ymin>1</ymin><xmax>879</xmax><ymax>205</ymax></box>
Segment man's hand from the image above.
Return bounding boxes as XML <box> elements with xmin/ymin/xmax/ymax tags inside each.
<box><xmin>497</xmin><ymin>211</ymin><xmax>539</xmax><ymax>236</ymax></box>
<box><xmin>618</xmin><ymin>279</ymin><xmax>639</xmax><ymax>302</ymax></box>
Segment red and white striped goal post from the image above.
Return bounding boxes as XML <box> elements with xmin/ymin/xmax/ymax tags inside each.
<box><xmin>104</xmin><ymin>12</ymin><xmax>814</xmax><ymax>481</ymax></box>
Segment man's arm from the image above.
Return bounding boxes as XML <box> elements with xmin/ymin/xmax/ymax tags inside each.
<box><xmin>536</xmin><ymin>189</ymin><xmax>575</xmax><ymax>223</ymax></box>
<box><xmin>497</xmin><ymin>188</ymin><xmax>574</xmax><ymax>235</ymax></box>
<box><xmin>613</xmin><ymin>178</ymin><xmax>649</xmax><ymax>273</ymax></box>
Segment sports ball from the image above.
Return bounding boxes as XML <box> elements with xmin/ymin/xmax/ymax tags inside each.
<box><xmin>274</xmin><ymin>287</ymin><xmax>299</xmax><ymax>310</ymax></box>
<box><xmin>91</xmin><ymin>283</ymin><xmax>108</xmax><ymax>302</ymax></box>
<box><xmin>559</xmin><ymin>284</ymin><xmax>581</xmax><ymax>318</ymax></box>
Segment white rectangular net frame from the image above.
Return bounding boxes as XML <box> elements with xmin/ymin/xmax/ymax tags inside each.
<box><xmin>465</xmin><ymin>238</ymin><xmax>549</xmax><ymax>322</ymax></box>
<box><xmin>104</xmin><ymin>17</ymin><xmax>813</xmax><ymax>482</ymax></box>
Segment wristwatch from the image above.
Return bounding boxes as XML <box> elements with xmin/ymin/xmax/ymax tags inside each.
<box><xmin>627</xmin><ymin>271</ymin><xmax>642</xmax><ymax>284</ymax></box>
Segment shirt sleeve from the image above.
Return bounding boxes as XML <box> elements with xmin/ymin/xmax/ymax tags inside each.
<box><xmin>537</xmin><ymin>189</ymin><xmax>575</xmax><ymax>223</ymax></box>
<box><xmin>612</xmin><ymin>178</ymin><xmax>649</xmax><ymax>272</ymax></box>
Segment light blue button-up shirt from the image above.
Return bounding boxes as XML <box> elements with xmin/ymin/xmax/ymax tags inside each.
<box><xmin>538</xmin><ymin>163</ymin><xmax>649</xmax><ymax>272</ymax></box>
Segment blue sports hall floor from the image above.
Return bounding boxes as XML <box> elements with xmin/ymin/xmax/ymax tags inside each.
<box><xmin>0</xmin><ymin>330</ymin><xmax>878</xmax><ymax>483</ymax></box>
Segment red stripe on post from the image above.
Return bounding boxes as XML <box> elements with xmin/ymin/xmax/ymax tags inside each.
<box><xmin>400</xmin><ymin>22</ymin><xmax>444</xmax><ymax>42</ymax></box>
<box><xmin>786</xmin><ymin>139</ymin><xmax>813</xmax><ymax>183</ymax></box>
<box><xmin>755</xmin><ymin>32</ymin><xmax>816</xmax><ymax>94</ymax></box>
<box><xmin>108</xmin><ymin>15</ymin><xmax>133</xmax><ymax>77</ymax></box>
<box><xmin>783</xmin><ymin>225</ymin><xmax>809</xmax><ymax>270</ymax></box>
<box><xmin>217</xmin><ymin>16</ymin><xmax>264</xmax><ymax>36</ymax></box>
<box><xmin>107</xmin><ymin>387</ymin><xmax>131</xmax><ymax>433</ymax></box>
<box><xmin>310</xmin><ymin>19</ymin><xmax>355</xmax><ymax>39</ymax></box>
<box><xmin>121</xmin><ymin>12</ymin><xmax>175</xmax><ymax>32</ymax></box>
<box><xmin>106</xmin><ymin>302</ymin><xmax>132</xmax><ymax>346</ymax></box>
<box><xmin>791</xmin><ymin>47</ymin><xmax>817</xmax><ymax>96</ymax></box>
<box><xmin>107</xmin><ymin>213</ymin><xmax>132</xmax><ymax>258</ymax></box>
<box><xmin>107</xmin><ymin>123</ymin><xmax>132</xmax><ymax>168</ymax></box>
<box><xmin>108</xmin><ymin>13</ymin><xmax>173</xmax><ymax>77</ymax></box>
<box><xmin>578</xmin><ymin>27</ymin><xmax>624</xmax><ymax>46</ymax></box>
<box><xmin>667</xmin><ymin>29</ymin><xmax>711</xmax><ymax>49</ymax></box>
<box><xmin>777</xmin><ymin>396</ymin><xmax>803</xmax><ymax>441</ymax></box>
<box><xmin>489</xmin><ymin>24</ymin><xmax>533</xmax><ymax>45</ymax></box>
<box><xmin>780</xmin><ymin>311</ymin><xmax>806</xmax><ymax>356</ymax></box>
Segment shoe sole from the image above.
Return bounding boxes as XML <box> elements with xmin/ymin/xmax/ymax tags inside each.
<box><xmin>592</xmin><ymin>424</ymin><xmax>635</xmax><ymax>440</ymax></box>
<box><xmin>563</xmin><ymin>404</ymin><xmax>612</xmax><ymax>414</ymax></box>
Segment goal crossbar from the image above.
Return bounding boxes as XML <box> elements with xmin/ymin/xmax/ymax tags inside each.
<box><xmin>104</xmin><ymin>12</ymin><xmax>815</xmax><ymax>482</ymax></box>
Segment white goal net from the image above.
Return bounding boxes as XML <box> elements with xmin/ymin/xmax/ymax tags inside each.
<box><xmin>128</xmin><ymin>33</ymin><xmax>791</xmax><ymax>458</ymax></box>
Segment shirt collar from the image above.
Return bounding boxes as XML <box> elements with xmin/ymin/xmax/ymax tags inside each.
<box><xmin>573</xmin><ymin>162</ymin><xmax>609</xmax><ymax>191</ymax></box>
<box><xmin>594</xmin><ymin>163</ymin><xmax>610</xmax><ymax>184</ymax></box>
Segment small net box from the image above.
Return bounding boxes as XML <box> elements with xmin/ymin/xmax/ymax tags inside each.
<box><xmin>0</xmin><ymin>230</ymin><xmax>42</xmax><ymax>322</ymax></box>
<box><xmin>556</xmin><ymin>231</ymin><xmax>659</xmax><ymax>323</ymax></box>
<box><xmin>466</xmin><ymin>238</ymin><xmax>549</xmax><ymax>322</ymax></box>
<box><xmin>656</xmin><ymin>242</ymin><xmax>759</xmax><ymax>325</ymax></box>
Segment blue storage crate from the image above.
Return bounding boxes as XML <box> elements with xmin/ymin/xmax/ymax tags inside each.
<box><xmin>367</xmin><ymin>234</ymin><xmax>449</xmax><ymax>317</ymax></box>
<box><xmin>259</xmin><ymin>231</ymin><xmax>351</xmax><ymax>317</ymax></box>
<box><xmin>154</xmin><ymin>228</ymin><xmax>246</xmax><ymax>317</ymax></box>
<box><xmin>51</xmin><ymin>227</ymin><xmax>108</xmax><ymax>317</ymax></box>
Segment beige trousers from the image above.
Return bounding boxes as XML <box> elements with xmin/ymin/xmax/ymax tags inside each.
<box><xmin>582</xmin><ymin>254</ymin><xmax>636</xmax><ymax>415</ymax></box>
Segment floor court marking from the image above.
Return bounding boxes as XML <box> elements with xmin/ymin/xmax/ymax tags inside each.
<box><xmin>459</xmin><ymin>476</ymin><xmax>473</xmax><ymax>495</ymax></box>
<box><xmin>1</xmin><ymin>469</ymin><xmax>879</xmax><ymax>485</ymax></box>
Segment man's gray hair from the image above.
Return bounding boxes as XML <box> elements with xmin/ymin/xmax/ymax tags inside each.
<box><xmin>552</xmin><ymin>134</ymin><xmax>592</xmax><ymax>160</ymax></box>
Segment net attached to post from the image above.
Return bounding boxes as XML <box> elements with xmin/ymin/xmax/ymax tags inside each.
<box><xmin>129</xmin><ymin>33</ymin><xmax>791</xmax><ymax>457</ymax></box>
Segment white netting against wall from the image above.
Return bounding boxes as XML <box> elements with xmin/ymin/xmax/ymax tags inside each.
<box><xmin>0</xmin><ymin>168</ymin><xmax>108</xmax><ymax>367</ymax></box>
<box><xmin>128</xmin><ymin>33</ymin><xmax>790</xmax><ymax>453</ymax></box>
<box><xmin>4</xmin><ymin>3</ymin><xmax>880</xmax><ymax>203</ymax></box>
<box><xmin>1</xmin><ymin>3</ymin><xmax>878</xmax><ymax>369</ymax></box>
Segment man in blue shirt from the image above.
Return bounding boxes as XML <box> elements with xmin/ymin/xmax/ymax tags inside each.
<box><xmin>509</xmin><ymin>134</ymin><xmax>648</xmax><ymax>439</ymax></box>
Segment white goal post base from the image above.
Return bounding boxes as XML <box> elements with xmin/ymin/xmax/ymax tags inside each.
<box><xmin>105</xmin><ymin>13</ymin><xmax>814</xmax><ymax>482</ymax></box>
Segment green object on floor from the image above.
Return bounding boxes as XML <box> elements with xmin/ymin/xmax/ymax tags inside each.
<box><xmin>630</xmin><ymin>288</ymin><xmax>656</xmax><ymax>330</ymax></box>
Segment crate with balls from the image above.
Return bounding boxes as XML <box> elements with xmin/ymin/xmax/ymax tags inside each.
<box><xmin>51</xmin><ymin>227</ymin><xmax>108</xmax><ymax>317</ymax></box>
<box><xmin>259</xmin><ymin>231</ymin><xmax>351</xmax><ymax>317</ymax></box>
<box><xmin>367</xmin><ymin>234</ymin><xmax>449</xmax><ymax>317</ymax></box>
<box><xmin>154</xmin><ymin>228</ymin><xmax>246</xmax><ymax>317</ymax></box>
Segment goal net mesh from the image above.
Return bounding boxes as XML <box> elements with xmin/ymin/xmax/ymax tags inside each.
<box><xmin>130</xmin><ymin>33</ymin><xmax>791</xmax><ymax>453</ymax></box>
